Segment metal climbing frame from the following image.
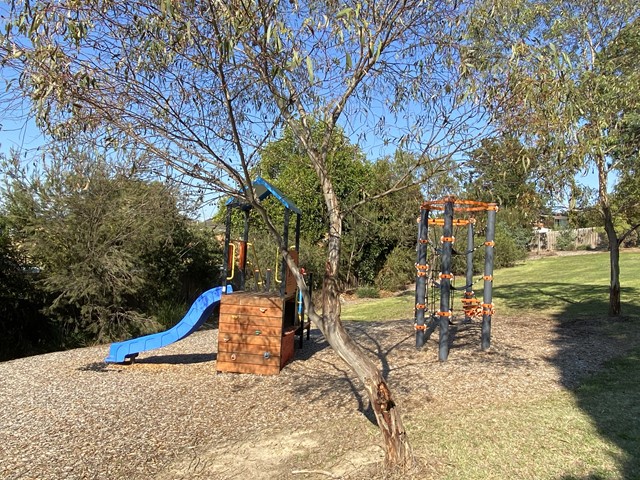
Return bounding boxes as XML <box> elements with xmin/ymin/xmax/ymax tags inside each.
<box><xmin>414</xmin><ymin>196</ymin><xmax>498</xmax><ymax>361</ymax></box>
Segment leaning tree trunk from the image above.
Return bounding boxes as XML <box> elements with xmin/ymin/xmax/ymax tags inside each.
<box><xmin>253</xmin><ymin>198</ymin><xmax>413</xmax><ymax>470</ymax></box>
<box><xmin>320</xmin><ymin>258</ymin><xmax>412</xmax><ymax>468</ymax></box>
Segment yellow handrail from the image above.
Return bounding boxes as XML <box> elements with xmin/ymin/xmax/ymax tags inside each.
<box><xmin>226</xmin><ymin>243</ymin><xmax>236</xmax><ymax>280</ymax></box>
<box><xmin>274</xmin><ymin>247</ymin><xmax>281</xmax><ymax>284</ymax></box>
<box><xmin>275</xmin><ymin>245</ymin><xmax>297</xmax><ymax>285</ymax></box>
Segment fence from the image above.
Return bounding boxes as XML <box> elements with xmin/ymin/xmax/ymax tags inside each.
<box><xmin>531</xmin><ymin>227</ymin><xmax>602</xmax><ymax>252</ymax></box>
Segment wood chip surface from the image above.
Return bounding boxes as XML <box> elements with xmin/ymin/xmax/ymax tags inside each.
<box><xmin>0</xmin><ymin>313</ymin><xmax>633</xmax><ymax>479</ymax></box>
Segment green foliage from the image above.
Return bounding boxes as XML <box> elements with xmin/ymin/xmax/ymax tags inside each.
<box><xmin>465</xmin><ymin>1</ymin><xmax>640</xmax><ymax>314</ymax></box>
<box><xmin>375</xmin><ymin>246</ymin><xmax>416</xmax><ymax>292</ymax></box>
<box><xmin>568</xmin><ymin>204</ymin><xmax>602</xmax><ymax>229</ymax></box>
<box><xmin>0</xmin><ymin>214</ymin><xmax>60</xmax><ymax>360</ymax></box>
<box><xmin>231</xmin><ymin>124</ymin><xmax>424</xmax><ymax>289</ymax></box>
<box><xmin>493</xmin><ymin>221</ymin><xmax>529</xmax><ymax>269</ymax></box>
<box><xmin>467</xmin><ymin>212</ymin><xmax>529</xmax><ymax>273</ymax></box>
<box><xmin>3</xmin><ymin>157</ymin><xmax>222</xmax><ymax>348</ymax></box>
<box><xmin>556</xmin><ymin>226</ymin><xmax>577</xmax><ymax>252</ymax></box>
<box><xmin>355</xmin><ymin>285</ymin><xmax>380</xmax><ymax>299</ymax></box>
<box><xmin>152</xmin><ymin>300</ymin><xmax>189</xmax><ymax>330</ymax></box>
<box><xmin>464</xmin><ymin>135</ymin><xmax>548</xmax><ymax>220</ymax></box>
<box><xmin>616</xmin><ymin>219</ymin><xmax>639</xmax><ymax>248</ymax></box>
<box><xmin>258</xmin><ymin>123</ymin><xmax>372</xmax><ymax>243</ymax></box>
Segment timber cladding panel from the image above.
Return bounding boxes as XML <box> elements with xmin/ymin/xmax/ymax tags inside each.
<box><xmin>217</xmin><ymin>292</ymin><xmax>296</xmax><ymax>375</ymax></box>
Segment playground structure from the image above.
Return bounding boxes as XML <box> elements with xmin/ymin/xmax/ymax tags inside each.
<box><xmin>217</xmin><ymin>177</ymin><xmax>310</xmax><ymax>375</ymax></box>
<box><xmin>414</xmin><ymin>196</ymin><xmax>498</xmax><ymax>361</ymax></box>
<box><xmin>106</xmin><ymin>177</ymin><xmax>310</xmax><ymax>374</ymax></box>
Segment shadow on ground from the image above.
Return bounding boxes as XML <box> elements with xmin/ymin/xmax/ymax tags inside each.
<box><xmin>79</xmin><ymin>352</ymin><xmax>217</xmax><ymax>371</ymax></box>
<box><xmin>499</xmin><ymin>281</ymin><xmax>640</xmax><ymax>479</ymax></box>
<box><xmin>133</xmin><ymin>352</ymin><xmax>216</xmax><ymax>364</ymax></box>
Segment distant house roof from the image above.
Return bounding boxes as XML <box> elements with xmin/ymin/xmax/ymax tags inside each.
<box><xmin>226</xmin><ymin>176</ymin><xmax>301</xmax><ymax>215</ymax></box>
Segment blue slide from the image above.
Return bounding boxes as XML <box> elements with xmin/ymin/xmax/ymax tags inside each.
<box><xmin>105</xmin><ymin>285</ymin><xmax>231</xmax><ymax>363</ymax></box>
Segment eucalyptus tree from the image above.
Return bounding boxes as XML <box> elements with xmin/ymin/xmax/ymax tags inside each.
<box><xmin>1</xmin><ymin>0</ymin><xmax>487</xmax><ymax>466</ymax></box>
<box><xmin>258</xmin><ymin>124</ymin><xmax>425</xmax><ymax>288</ymax></box>
<box><xmin>464</xmin><ymin>135</ymin><xmax>547</xmax><ymax>220</ymax></box>
<box><xmin>464</xmin><ymin>1</ymin><xmax>640</xmax><ymax>315</ymax></box>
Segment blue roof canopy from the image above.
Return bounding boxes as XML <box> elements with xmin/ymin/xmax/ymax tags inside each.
<box><xmin>226</xmin><ymin>176</ymin><xmax>301</xmax><ymax>215</ymax></box>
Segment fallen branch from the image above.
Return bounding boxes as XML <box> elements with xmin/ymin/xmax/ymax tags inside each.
<box><xmin>291</xmin><ymin>469</ymin><xmax>341</xmax><ymax>479</ymax></box>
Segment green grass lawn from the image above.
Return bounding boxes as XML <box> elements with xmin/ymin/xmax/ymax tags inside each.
<box><xmin>342</xmin><ymin>251</ymin><xmax>640</xmax><ymax>321</ymax></box>
<box><xmin>407</xmin><ymin>347</ymin><xmax>640</xmax><ymax>479</ymax></box>
<box><xmin>341</xmin><ymin>292</ymin><xmax>416</xmax><ymax>321</ymax></box>
<box><xmin>492</xmin><ymin>252</ymin><xmax>640</xmax><ymax>317</ymax></box>
<box><xmin>411</xmin><ymin>396</ymin><xmax>622</xmax><ymax>479</ymax></box>
<box><xmin>342</xmin><ymin>251</ymin><xmax>640</xmax><ymax>479</ymax></box>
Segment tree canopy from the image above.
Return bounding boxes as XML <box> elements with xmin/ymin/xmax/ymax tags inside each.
<box><xmin>464</xmin><ymin>0</ymin><xmax>640</xmax><ymax>314</ymax></box>
<box><xmin>253</xmin><ymin>123</ymin><xmax>425</xmax><ymax>288</ymax></box>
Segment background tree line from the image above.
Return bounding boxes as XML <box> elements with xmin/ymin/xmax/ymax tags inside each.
<box><xmin>2</xmin><ymin>127</ymin><xmax>544</xmax><ymax>362</ymax></box>
<box><xmin>224</xmin><ymin>122</ymin><xmax>539</xmax><ymax>297</ymax></box>
<box><xmin>3</xmin><ymin>115</ymin><xmax>636</xmax><ymax>363</ymax></box>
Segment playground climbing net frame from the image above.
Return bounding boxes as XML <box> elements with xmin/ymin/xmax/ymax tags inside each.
<box><xmin>414</xmin><ymin>196</ymin><xmax>498</xmax><ymax>361</ymax></box>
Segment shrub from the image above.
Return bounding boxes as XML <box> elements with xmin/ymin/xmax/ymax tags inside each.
<box><xmin>471</xmin><ymin>221</ymin><xmax>528</xmax><ymax>272</ymax></box>
<box><xmin>375</xmin><ymin>246</ymin><xmax>415</xmax><ymax>291</ymax></box>
<box><xmin>356</xmin><ymin>285</ymin><xmax>380</xmax><ymax>298</ymax></box>
<box><xmin>153</xmin><ymin>300</ymin><xmax>189</xmax><ymax>330</ymax></box>
<box><xmin>556</xmin><ymin>226</ymin><xmax>577</xmax><ymax>251</ymax></box>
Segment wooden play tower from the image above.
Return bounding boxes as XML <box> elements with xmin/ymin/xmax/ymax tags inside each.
<box><xmin>217</xmin><ymin>177</ymin><xmax>310</xmax><ymax>375</ymax></box>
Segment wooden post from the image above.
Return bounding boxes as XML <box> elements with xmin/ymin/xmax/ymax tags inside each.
<box><xmin>438</xmin><ymin>198</ymin><xmax>454</xmax><ymax>361</ymax></box>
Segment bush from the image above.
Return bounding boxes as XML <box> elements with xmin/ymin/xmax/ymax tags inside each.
<box><xmin>356</xmin><ymin>285</ymin><xmax>380</xmax><ymax>298</ymax></box>
<box><xmin>375</xmin><ymin>246</ymin><xmax>415</xmax><ymax>291</ymax></box>
<box><xmin>153</xmin><ymin>300</ymin><xmax>189</xmax><ymax>330</ymax></box>
<box><xmin>4</xmin><ymin>166</ymin><xmax>223</xmax><ymax>347</ymax></box>
<box><xmin>494</xmin><ymin>223</ymin><xmax>529</xmax><ymax>268</ymax></box>
<box><xmin>471</xmin><ymin>221</ymin><xmax>528</xmax><ymax>272</ymax></box>
<box><xmin>622</xmin><ymin>229</ymin><xmax>638</xmax><ymax>248</ymax></box>
<box><xmin>556</xmin><ymin>226</ymin><xmax>577</xmax><ymax>251</ymax></box>
<box><xmin>0</xmin><ymin>216</ymin><xmax>62</xmax><ymax>360</ymax></box>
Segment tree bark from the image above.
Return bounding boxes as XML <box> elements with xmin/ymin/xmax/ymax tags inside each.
<box><xmin>252</xmin><ymin>196</ymin><xmax>413</xmax><ymax>470</ymax></box>
<box><xmin>603</xmin><ymin>205</ymin><xmax>621</xmax><ymax>316</ymax></box>
<box><xmin>597</xmin><ymin>155</ymin><xmax>621</xmax><ymax>316</ymax></box>
<box><xmin>319</xmin><ymin>261</ymin><xmax>412</xmax><ymax>469</ymax></box>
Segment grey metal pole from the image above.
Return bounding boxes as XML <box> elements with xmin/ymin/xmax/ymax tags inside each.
<box><xmin>295</xmin><ymin>213</ymin><xmax>301</xmax><ymax>252</ymax></box>
<box><xmin>482</xmin><ymin>204</ymin><xmax>498</xmax><ymax>350</ymax></box>
<box><xmin>415</xmin><ymin>206</ymin><xmax>429</xmax><ymax>348</ymax></box>
<box><xmin>439</xmin><ymin>198</ymin><xmax>454</xmax><ymax>361</ymax></box>
<box><xmin>265</xmin><ymin>269</ymin><xmax>272</xmax><ymax>291</ymax></box>
<box><xmin>464</xmin><ymin>218</ymin><xmax>475</xmax><ymax>322</ymax></box>
<box><xmin>240</xmin><ymin>209</ymin><xmax>250</xmax><ymax>291</ymax></box>
<box><xmin>222</xmin><ymin>204</ymin><xmax>232</xmax><ymax>291</ymax></box>
<box><xmin>280</xmin><ymin>208</ymin><xmax>290</xmax><ymax>298</ymax></box>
